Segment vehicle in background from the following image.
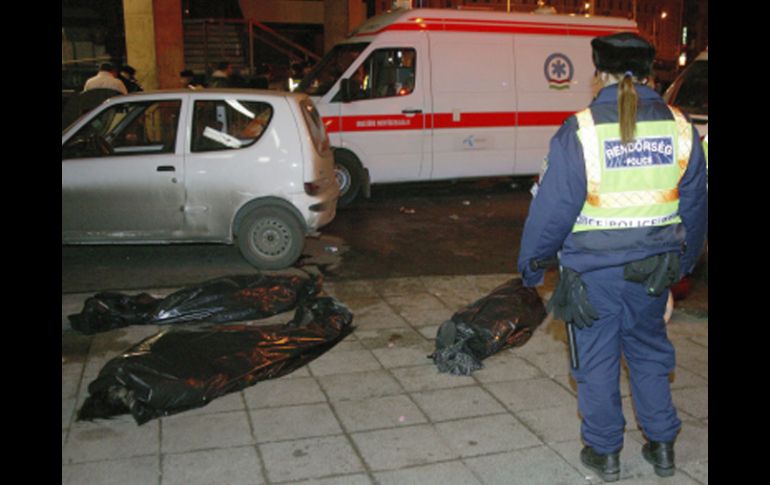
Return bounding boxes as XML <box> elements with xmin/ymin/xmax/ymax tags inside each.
<box><xmin>299</xmin><ymin>7</ymin><xmax>638</xmax><ymax>206</ymax></box>
<box><xmin>664</xmin><ymin>48</ymin><xmax>709</xmax><ymax>301</ymax></box>
<box><xmin>664</xmin><ymin>48</ymin><xmax>708</xmax><ymax>138</ymax></box>
<box><xmin>62</xmin><ymin>89</ymin><xmax>339</xmax><ymax>270</ymax></box>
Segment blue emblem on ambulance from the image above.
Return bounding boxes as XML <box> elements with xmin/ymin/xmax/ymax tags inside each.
<box><xmin>544</xmin><ymin>53</ymin><xmax>573</xmax><ymax>90</ymax></box>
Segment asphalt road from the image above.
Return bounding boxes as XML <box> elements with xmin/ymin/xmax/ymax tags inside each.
<box><xmin>61</xmin><ymin>178</ymin><xmax>534</xmax><ymax>294</ymax></box>
<box><xmin>322</xmin><ymin>177</ymin><xmax>532</xmax><ymax>280</ymax></box>
<box><xmin>60</xmin><ymin>177</ymin><xmax>706</xmax><ymax>318</ymax></box>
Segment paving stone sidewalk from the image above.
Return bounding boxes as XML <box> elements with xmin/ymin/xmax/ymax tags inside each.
<box><xmin>62</xmin><ymin>273</ymin><xmax>708</xmax><ymax>485</ymax></box>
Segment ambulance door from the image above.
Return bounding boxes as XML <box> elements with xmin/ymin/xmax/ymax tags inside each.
<box><xmin>429</xmin><ymin>33</ymin><xmax>517</xmax><ymax>180</ymax></box>
<box><xmin>512</xmin><ymin>34</ymin><xmax>594</xmax><ymax>174</ymax></box>
<box><xmin>335</xmin><ymin>38</ymin><xmax>429</xmax><ymax>183</ymax></box>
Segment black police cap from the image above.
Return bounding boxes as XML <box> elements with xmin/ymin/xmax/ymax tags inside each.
<box><xmin>591</xmin><ymin>32</ymin><xmax>656</xmax><ymax>78</ymax></box>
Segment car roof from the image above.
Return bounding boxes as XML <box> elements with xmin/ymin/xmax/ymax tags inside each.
<box><xmin>117</xmin><ymin>88</ymin><xmax>305</xmax><ymax>100</ymax></box>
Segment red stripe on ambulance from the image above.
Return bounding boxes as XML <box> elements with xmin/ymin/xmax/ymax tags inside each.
<box><xmin>359</xmin><ymin>18</ymin><xmax>637</xmax><ymax>37</ymax></box>
<box><xmin>323</xmin><ymin>111</ymin><xmax>574</xmax><ymax>133</ymax></box>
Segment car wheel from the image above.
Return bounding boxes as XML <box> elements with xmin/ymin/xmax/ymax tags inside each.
<box><xmin>334</xmin><ymin>151</ymin><xmax>363</xmax><ymax>208</ymax></box>
<box><xmin>237</xmin><ymin>206</ymin><xmax>304</xmax><ymax>270</ymax></box>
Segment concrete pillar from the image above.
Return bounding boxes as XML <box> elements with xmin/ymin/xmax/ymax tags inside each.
<box><xmin>123</xmin><ymin>0</ymin><xmax>185</xmax><ymax>90</ymax></box>
<box><xmin>324</xmin><ymin>0</ymin><xmax>366</xmax><ymax>53</ymax></box>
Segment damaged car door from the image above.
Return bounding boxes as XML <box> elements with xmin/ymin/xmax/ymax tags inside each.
<box><xmin>62</xmin><ymin>97</ymin><xmax>186</xmax><ymax>241</ymax></box>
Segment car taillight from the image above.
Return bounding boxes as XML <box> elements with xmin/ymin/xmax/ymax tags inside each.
<box><xmin>304</xmin><ymin>182</ymin><xmax>320</xmax><ymax>195</ymax></box>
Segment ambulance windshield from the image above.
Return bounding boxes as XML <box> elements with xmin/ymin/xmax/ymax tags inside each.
<box><xmin>299</xmin><ymin>42</ymin><xmax>369</xmax><ymax>96</ymax></box>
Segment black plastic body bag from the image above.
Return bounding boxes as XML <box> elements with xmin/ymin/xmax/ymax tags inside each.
<box><xmin>431</xmin><ymin>277</ymin><xmax>546</xmax><ymax>375</ymax></box>
<box><xmin>74</xmin><ymin>273</ymin><xmax>354</xmax><ymax>425</ymax></box>
<box><xmin>68</xmin><ymin>273</ymin><xmax>318</xmax><ymax>334</ymax></box>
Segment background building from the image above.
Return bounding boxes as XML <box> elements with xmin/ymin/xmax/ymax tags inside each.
<box><xmin>62</xmin><ymin>0</ymin><xmax>707</xmax><ymax>94</ymax></box>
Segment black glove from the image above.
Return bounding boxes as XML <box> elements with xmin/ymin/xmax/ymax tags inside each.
<box><xmin>623</xmin><ymin>252</ymin><xmax>680</xmax><ymax>297</ymax></box>
<box><xmin>546</xmin><ymin>266</ymin><xmax>599</xmax><ymax>329</ymax></box>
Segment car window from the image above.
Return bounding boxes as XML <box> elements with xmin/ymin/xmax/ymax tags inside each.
<box><xmin>62</xmin><ymin>100</ymin><xmax>182</xmax><ymax>159</ymax></box>
<box><xmin>191</xmin><ymin>99</ymin><xmax>273</xmax><ymax>152</ymax></box>
<box><xmin>334</xmin><ymin>48</ymin><xmax>416</xmax><ymax>102</ymax></box>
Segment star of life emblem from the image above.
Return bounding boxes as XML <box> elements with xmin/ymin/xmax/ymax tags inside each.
<box><xmin>544</xmin><ymin>53</ymin><xmax>574</xmax><ymax>90</ymax></box>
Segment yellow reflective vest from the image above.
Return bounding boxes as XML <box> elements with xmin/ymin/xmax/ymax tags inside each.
<box><xmin>572</xmin><ymin>107</ymin><xmax>693</xmax><ymax>232</ymax></box>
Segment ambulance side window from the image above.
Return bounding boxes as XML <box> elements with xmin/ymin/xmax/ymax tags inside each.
<box><xmin>342</xmin><ymin>48</ymin><xmax>416</xmax><ymax>101</ymax></box>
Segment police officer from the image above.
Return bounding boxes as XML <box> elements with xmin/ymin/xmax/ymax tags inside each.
<box><xmin>517</xmin><ymin>33</ymin><xmax>707</xmax><ymax>482</ymax></box>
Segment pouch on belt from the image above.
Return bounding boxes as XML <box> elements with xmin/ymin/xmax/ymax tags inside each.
<box><xmin>623</xmin><ymin>252</ymin><xmax>680</xmax><ymax>297</ymax></box>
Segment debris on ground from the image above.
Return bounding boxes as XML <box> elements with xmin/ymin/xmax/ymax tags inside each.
<box><xmin>299</xmin><ymin>234</ymin><xmax>348</xmax><ymax>274</ymax></box>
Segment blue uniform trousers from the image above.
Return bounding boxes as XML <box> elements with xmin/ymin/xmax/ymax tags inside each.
<box><xmin>572</xmin><ymin>265</ymin><xmax>681</xmax><ymax>454</ymax></box>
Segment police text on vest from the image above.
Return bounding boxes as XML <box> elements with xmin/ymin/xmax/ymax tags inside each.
<box><xmin>603</xmin><ymin>137</ymin><xmax>675</xmax><ymax>169</ymax></box>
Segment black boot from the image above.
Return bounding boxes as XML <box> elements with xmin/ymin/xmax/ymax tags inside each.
<box><xmin>580</xmin><ymin>446</ymin><xmax>620</xmax><ymax>482</ymax></box>
<box><xmin>642</xmin><ymin>441</ymin><xmax>675</xmax><ymax>477</ymax></box>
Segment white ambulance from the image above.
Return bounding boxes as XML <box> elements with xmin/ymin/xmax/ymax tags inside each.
<box><xmin>298</xmin><ymin>7</ymin><xmax>638</xmax><ymax>205</ymax></box>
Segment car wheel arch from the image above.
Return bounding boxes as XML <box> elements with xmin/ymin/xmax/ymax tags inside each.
<box><xmin>232</xmin><ymin>197</ymin><xmax>308</xmax><ymax>237</ymax></box>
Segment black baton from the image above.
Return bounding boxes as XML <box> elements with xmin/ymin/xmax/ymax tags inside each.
<box><xmin>530</xmin><ymin>257</ymin><xmax>580</xmax><ymax>370</ymax></box>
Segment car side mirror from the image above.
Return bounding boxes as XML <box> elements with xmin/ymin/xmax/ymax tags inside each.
<box><xmin>339</xmin><ymin>78</ymin><xmax>352</xmax><ymax>103</ymax></box>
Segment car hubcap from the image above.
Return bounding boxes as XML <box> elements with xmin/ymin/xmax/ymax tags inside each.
<box><xmin>251</xmin><ymin>218</ymin><xmax>290</xmax><ymax>256</ymax></box>
<box><xmin>335</xmin><ymin>165</ymin><xmax>351</xmax><ymax>196</ymax></box>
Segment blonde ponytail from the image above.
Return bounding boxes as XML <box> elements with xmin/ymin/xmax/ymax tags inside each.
<box><xmin>617</xmin><ymin>73</ymin><xmax>638</xmax><ymax>144</ymax></box>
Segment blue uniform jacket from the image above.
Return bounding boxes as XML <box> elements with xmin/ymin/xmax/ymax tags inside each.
<box><xmin>517</xmin><ymin>84</ymin><xmax>708</xmax><ymax>287</ymax></box>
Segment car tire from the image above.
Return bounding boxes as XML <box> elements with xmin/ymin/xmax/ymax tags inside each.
<box><xmin>236</xmin><ymin>206</ymin><xmax>304</xmax><ymax>270</ymax></box>
<box><xmin>334</xmin><ymin>150</ymin><xmax>363</xmax><ymax>208</ymax></box>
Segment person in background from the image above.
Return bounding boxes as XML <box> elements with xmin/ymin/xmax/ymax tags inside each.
<box><xmin>287</xmin><ymin>60</ymin><xmax>314</xmax><ymax>91</ymax></box>
<box><xmin>180</xmin><ymin>69</ymin><xmax>206</xmax><ymax>89</ymax></box>
<box><xmin>288</xmin><ymin>61</ymin><xmax>304</xmax><ymax>91</ymax></box>
<box><xmin>251</xmin><ymin>63</ymin><xmax>272</xmax><ymax>89</ymax></box>
<box><xmin>301</xmin><ymin>60</ymin><xmax>314</xmax><ymax>79</ymax></box>
<box><xmin>517</xmin><ymin>33</ymin><xmax>707</xmax><ymax>482</ymax></box>
<box><xmin>228</xmin><ymin>66</ymin><xmax>248</xmax><ymax>88</ymax></box>
<box><xmin>209</xmin><ymin>61</ymin><xmax>233</xmax><ymax>88</ymax></box>
<box><xmin>118</xmin><ymin>65</ymin><xmax>143</xmax><ymax>93</ymax></box>
<box><xmin>83</xmin><ymin>62</ymin><xmax>128</xmax><ymax>95</ymax></box>
<box><xmin>180</xmin><ymin>69</ymin><xmax>195</xmax><ymax>89</ymax></box>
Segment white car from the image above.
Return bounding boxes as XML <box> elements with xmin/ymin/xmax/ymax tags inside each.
<box><xmin>62</xmin><ymin>89</ymin><xmax>339</xmax><ymax>270</ymax></box>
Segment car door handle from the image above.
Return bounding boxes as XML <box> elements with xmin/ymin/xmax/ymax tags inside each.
<box><xmin>157</xmin><ymin>165</ymin><xmax>176</xmax><ymax>172</ymax></box>
<box><xmin>402</xmin><ymin>109</ymin><xmax>423</xmax><ymax>114</ymax></box>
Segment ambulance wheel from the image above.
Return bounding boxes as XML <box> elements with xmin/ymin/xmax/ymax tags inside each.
<box><xmin>334</xmin><ymin>151</ymin><xmax>363</xmax><ymax>208</ymax></box>
<box><xmin>236</xmin><ymin>206</ymin><xmax>304</xmax><ymax>270</ymax></box>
